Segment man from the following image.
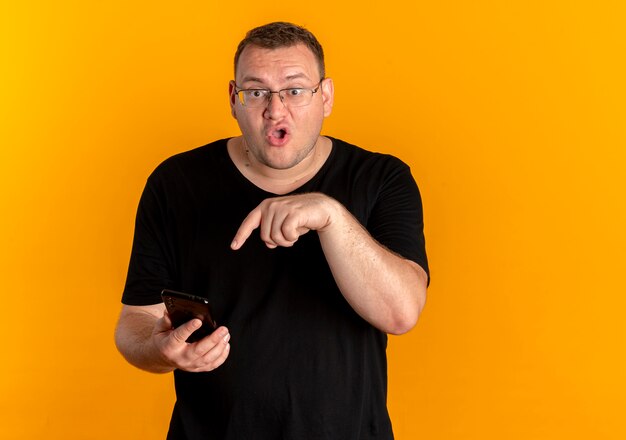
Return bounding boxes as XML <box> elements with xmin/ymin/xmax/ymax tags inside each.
<box><xmin>115</xmin><ymin>22</ymin><xmax>429</xmax><ymax>439</ymax></box>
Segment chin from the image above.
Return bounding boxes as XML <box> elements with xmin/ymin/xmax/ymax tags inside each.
<box><xmin>256</xmin><ymin>145</ymin><xmax>314</xmax><ymax>171</ymax></box>
<box><xmin>261</xmin><ymin>155</ymin><xmax>302</xmax><ymax>170</ymax></box>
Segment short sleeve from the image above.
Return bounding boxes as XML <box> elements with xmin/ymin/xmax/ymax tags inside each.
<box><xmin>121</xmin><ymin>173</ymin><xmax>177</xmax><ymax>305</ymax></box>
<box><xmin>367</xmin><ymin>162</ymin><xmax>430</xmax><ymax>282</ymax></box>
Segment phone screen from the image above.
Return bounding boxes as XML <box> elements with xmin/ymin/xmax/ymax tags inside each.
<box><xmin>161</xmin><ymin>289</ymin><xmax>217</xmax><ymax>343</ymax></box>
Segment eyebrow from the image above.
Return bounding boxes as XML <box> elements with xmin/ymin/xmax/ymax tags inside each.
<box><xmin>239</xmin><ymin>76</ymin><xmax>264</xmax><ymax>84</ymax></box>
<box><xmin>239</xmin><ymin>73</ymin><xmax>312</xmax><ymax>87</ymax></box>
<box><xmin>285</xmin><ymin>73</ymin><xmax>309</xmax><ymax>81</ymax></box>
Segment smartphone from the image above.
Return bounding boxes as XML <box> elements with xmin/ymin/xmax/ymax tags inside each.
<box><xmin>161</xmin><ymin>289</ymin><xmax>217</xmax><ymax>343</ymax></box>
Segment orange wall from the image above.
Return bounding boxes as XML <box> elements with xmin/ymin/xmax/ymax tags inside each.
<box><xmin>1</xmin><ymin>1</ymin><xmax>625</xmax><ymax>438</ymax></box>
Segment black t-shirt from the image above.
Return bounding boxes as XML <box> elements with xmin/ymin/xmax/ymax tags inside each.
<box><xmin>122</xmin><ymin>137</ymin><xmax>429</xmax><ymax>439</ymax></box>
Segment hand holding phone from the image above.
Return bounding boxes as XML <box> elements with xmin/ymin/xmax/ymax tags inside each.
<box><xmin>161</xmin><ymin>289</ymin><xmax>217</xmax><ymax>343</ymax></box>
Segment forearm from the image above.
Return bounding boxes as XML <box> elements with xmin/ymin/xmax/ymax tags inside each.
<box><xmin>318</xmin><ymin>200</ymin><xmax>428</xmax><ymax>334</ymax></box>
<box><xmin>230</xmin><ymin>192</ymin><xmax>428</xmax><ymax>333</ymax></box>
<box><xmin>114</xmin><ymin>305</ymin><xmax>175</xmax><ymax>374</ymax></box>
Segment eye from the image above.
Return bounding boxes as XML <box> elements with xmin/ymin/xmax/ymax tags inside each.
<box><xmin>249</xmin><ymin>90</ymin><xmax>266</xmax><ymax>98</ymax></box>
<box><xmin>286</xmin><ymin>88</ymin><xmax>305</xmax><ymax>97</ymax></box>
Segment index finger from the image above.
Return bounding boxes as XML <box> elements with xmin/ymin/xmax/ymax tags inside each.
<box><xmin>231</xmin><ymin>208</ymin><xmax>262</xmax><ymax>250</ymax></box>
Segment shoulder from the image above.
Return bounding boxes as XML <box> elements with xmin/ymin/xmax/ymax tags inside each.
<box><xmin>327</xmin><ymin>137</ymin><xmax>411</xmax><ymax>179</ymax></box>
<box><xmin>138</xmin><ymin>138</ymin><xmax>232</xmax><ymax>207</ymax></box>
<box><xmin>149</xmin><ymin>138</ymin><xmax>230</xmax><ymax>182</ymax></box>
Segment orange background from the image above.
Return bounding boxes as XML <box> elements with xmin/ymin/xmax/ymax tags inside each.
<box><xmin>1</xmin><ymin>1</ymin><xmax>625</xmax><ymax>438</ymax></box>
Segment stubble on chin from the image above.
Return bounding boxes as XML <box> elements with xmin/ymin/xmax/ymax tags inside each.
<box><xmin>250</xmin><ymin>142</ymin><xmax>317</xmax><ymax>171</ymax></box>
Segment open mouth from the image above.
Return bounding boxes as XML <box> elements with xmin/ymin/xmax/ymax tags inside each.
<box><xmin>274</xmin><ymin>128</ymin><xmax>287</xmax><ymax>139</ymax></box>
<box><xmin>267</xmin><ymin>127</ymin><xmax>289</xmax><ymax>145</ymax></box>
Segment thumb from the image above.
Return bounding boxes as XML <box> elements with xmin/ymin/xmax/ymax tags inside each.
<box><xmin>170</xmin><ymin>318</ymin><xmax>202</xmax><ymax>344</ymax></box>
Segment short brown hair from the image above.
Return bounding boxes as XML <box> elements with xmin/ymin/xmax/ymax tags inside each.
<box><xmin>234</xmin><ymin>22</ymin><xmax>325</xmax><ymax>79</ymax></box>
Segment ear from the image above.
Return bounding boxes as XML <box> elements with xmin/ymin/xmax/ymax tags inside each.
<box><xmin>229</xmin><ymin>80</ymin><xmax>238</xmax><ymax>119</ymax></box>
<box><xmin>321</xmin><ymin>78</ymin><xmax>334</xmax><ymax>117</ymax></box>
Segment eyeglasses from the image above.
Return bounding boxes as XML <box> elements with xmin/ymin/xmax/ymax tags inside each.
<box><xmin>234</xmin><ymin>79</ymin><xmax>324</xmax><ymax>108</ymax></box>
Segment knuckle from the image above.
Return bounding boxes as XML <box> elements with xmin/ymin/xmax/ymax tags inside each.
<box><xmin>281</xmin><ymin>226</ymin><xmax>297</xmax><ymax>242</ymax></box>
<box><xmin>171</xmin><ymin>330</ymin><xmax>187</xmax><ymax>344</ymax></box>
<box><xmin>270</xmin><ymin>232</ymin><xmax>283</xmax><ymax>245</ymax></box>
<box><xmin>280</xmin><ymin>222</ymin><xmax>292</xmax><ymax>237</ymax></box>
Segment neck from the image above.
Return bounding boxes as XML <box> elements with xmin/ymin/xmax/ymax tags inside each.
<box><xmin>228</xmin><ymin>136</ymin><xmax>331</xmax><ymax>195</ymax></box>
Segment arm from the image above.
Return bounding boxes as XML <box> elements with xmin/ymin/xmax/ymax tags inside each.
<box><xmin>114</xmin><ymin>303</ymin><xmax>231</xmax><ymax>373</ymax></box>
<box><xmin>318</xmin><ymin>199</ymin><xmax>428</xmax><ymax>334</ymax></box>
<box><xmin>230</xmin><ymin>193</ymin><xmax>427</xmax><ymax>335</ymax></box>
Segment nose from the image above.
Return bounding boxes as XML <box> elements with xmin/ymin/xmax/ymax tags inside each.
<box><xmin>264</xmin><ymin>91</ymin><xmax>287</xmax><ymax>119</ymax></box>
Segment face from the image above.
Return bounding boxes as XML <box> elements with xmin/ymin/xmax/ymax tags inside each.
<box><xmin>229</xmin><ymin>43</ymin><xmax>334</xmax><ymax>170</ymax></box>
